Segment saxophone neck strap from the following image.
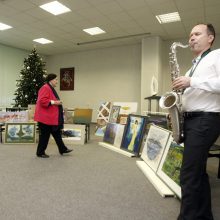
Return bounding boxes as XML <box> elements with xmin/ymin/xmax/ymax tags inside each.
<box><xmin>189</xmin><ymin>48</ymin><xmax>211</xmax><ymax>77</ymax></box>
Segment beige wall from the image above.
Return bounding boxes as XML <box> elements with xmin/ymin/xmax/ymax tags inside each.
<box><xmin>0</xmin><ymin>44</ymin><xmax>29</xmax><ymax>107</ymax></box>
<box><xmin>1</xmin><ymin>33</ymin><xmax>220</xmax><ymax>120</ymax></box>
<box><xmin>46</xmin><ymin>44</ymin><xmax>142</xmax><ymax>122</ymax></box>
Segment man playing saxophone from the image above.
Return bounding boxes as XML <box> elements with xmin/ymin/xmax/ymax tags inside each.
<box><xmin>173</xmin><ymin>23</ymin><xmax>220</xmax><ymax>220</ymax></box>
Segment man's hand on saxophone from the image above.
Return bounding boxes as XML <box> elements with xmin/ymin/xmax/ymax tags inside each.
<box><xmin>172</xmin><ymin>76</ymin><xmax>191</xmax><ymax>90</ymax></box>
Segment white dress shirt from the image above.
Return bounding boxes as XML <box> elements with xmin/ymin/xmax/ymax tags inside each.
<box><xmin>182</xmin><ymin>49</ymin><xmax>220</xmax><ymax>112</ymax></box>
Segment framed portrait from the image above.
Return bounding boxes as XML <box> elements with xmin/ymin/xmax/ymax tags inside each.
<box><xmin>60</xmin><ymin>67</ymin><xmax>74</xmax><ymax>91</ymax></box>
<box><xmin>157</xmin><ymin>141</ymin><xmax>184</xmax><ymax>198</ymax></box>
<box><xmin>120</xmin><ymin>114</ymin><xmax>148</xmax><ymax>156</ymax></box>
<box><xmin>109</xmin><ymin>105</ymin><xmax>120</xmax><ymax>123</ymax></box>
<box><xmin>5</xmin><ymin>122</ymin><xmax>36</xmax><ymax>144</ymax></box>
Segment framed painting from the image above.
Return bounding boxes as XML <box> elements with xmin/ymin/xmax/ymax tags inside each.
<box><xmin>5</xmin><ymin>122</ymin><xmax>36</xmax><ymax>144</ymax></box>
<box><xmin>103</xmin><ymin>123</ymin><xmax>118</xmax><ymax>145</ymax></box>
<box><xmin>50</xmin><ymin>124</ymin><xmax>85</xmax><ymax>145</ymax></box>
<box><xmin>60</xmin><ymin>67</ymin><xmax>74</xmax><ymax>90</ymax></box>
<box><xmin>95</xmin><ymin>101</ymin><xmax>111</xmax><ymax>137</ymax></box>
<box><xmin>141</xmin><ymin>125</ymin><xmax>171</xmax><ymax>172</ymax></box>
<box><xmin>109</xmin><ymin>105</ymin><xmax>120</xmax><ymax>123</ymax></box>
<box><xmin>120</xmin><ymin>114</ymin><xmax>148</xmax><ymax>156</ymax></box>
<box><xmin>113</xmin><ymin>124</ymin><xmax>125</xmax><ymax>148</ymax></box>
<box><xmin>157</xmin><ymin>141</ymin><xmax>184</xmax><ymax>198</ymax></box>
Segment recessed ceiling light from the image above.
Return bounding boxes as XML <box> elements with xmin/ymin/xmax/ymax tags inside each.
<box><xmin>33</xmin><ymin>38</ymin><xmax>53</xmax><ymax>44</ymax></box>
<box><xmin>0</xmin><ymin>22</ymin><xmax>12</xmax><ymax>30</ymax></box>
<box><xmin>156</xmin><ymin>12</ymin><xmax>181</xmax><ymax>24</ymax></box>
<box><xmin>39</xmin><ymin>1</ymin><xmax>71</xmax><ymax>15</ymax></box>
<box><xmin>83</xmin><ymin>27</ymin><xmax>106</xmax><ymax>35</ymax></box>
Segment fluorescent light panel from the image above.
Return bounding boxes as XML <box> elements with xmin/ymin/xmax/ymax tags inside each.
<box><xmin>156</xmin><ymin>12</ymin><xmax>181</xmax><ymax>24</ymax></box>
<box><xmin>33</xmin><ymin>38</ymin><xmax>53</xmax><ymax>44</ymax></box>
<box><xmin>39</xmin><ymin>1</ymin><xmax>71</xmax><ymax>15</ymax></box>
<box><xmin>0</xmin><ymin>22</ymin><xmax>12</xmax><ymax>30</ymax></box>
<box><xmin>83</xmin><ymin>27</ymin><xmax>106</xmax><ymax>35</ymax></box>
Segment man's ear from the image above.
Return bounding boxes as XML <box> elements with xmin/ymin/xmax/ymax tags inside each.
<box><xmin>208</xmin><ymin>35</ymin><xmax>214</xmax><ymax>44</ymax></box>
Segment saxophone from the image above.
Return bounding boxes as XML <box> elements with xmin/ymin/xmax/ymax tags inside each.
<box><xmin>159</xmin><ymin>42</ymin><xmax>188</xmax><ymax>144</ymax></box>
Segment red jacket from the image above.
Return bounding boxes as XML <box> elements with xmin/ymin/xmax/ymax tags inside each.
<box><xmin>34</xmin><ymin>83</ymin><xmax>59</xmax><ymax>125</ymax></box>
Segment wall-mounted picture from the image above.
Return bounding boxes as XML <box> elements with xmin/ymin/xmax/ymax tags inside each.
<box><xmin>157</xmin><ymin>141</ymin><xmax>184</xmax><ymax>198</ymax></box>
<box><xmin>60</xmin><ymin>67</ymin><xmax>74</xmax><ymax>90</ymax></box>
<box><xmin>141</xmin><ymin>125</ymin><xmax>171</xmax><ymax>172</ymax></box>
<box><xmin>121</xmin><ymin>114</ymin><xmax>148</xmax><ymax>156</ymax></box>
<box><xmin>5</xmin><ymin>122</ymin><xmax>36</xmax><ymax>144</ymax></box>
<box><xmin>109</xmin><ymin>105</ymin><xmax>120</xmax><ymax>123</ymax></box>
<box><xmin>103</xmin><ymin>123</ymin><xmax>118</xmax><ymax>145</ymax></box>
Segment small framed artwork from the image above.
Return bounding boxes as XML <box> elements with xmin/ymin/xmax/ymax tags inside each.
<box><xmin>5</xmin><ymin>122</ymin><xmax>36</xmax><ymax>144</ymax></box>
<box><xmin>60</xmin><ymin>67</ymin><xmax>74</xmax><ymax>91</ymax></box>
<box><xmin>109</xmin><ymin>106</ymin><xmax>120</xmax><ymax>123</ymax></box>
<box><xmin>50</xmin><ymin>124</ymin><xmax>85</xmax><ymax>145</ymax></box>
<box><xmin>103</xmin><ymin>123</ymin><xmax>118</xmax><ymax>145</ymax></box>
<box><xmin>120</xmin><ymin>114</ymin><xmax>148</xmax><ymax>156</ymax></box>
<box><xmin>117</xmin><ymin>114</ymin><xmax>128</xmax><ymax>125</ymax></box>
<box><xmin>157</xmin><ymin>141</ymin><xmax>184</xmax><ymax>198</ymax></box>
<box><xmin>141</xmin><ymin>125</ymin><xmax>171</xmax><ymax>172</ymax></box>
<box><xmin>113</xmin><ymin>124</ymin><xmax>125</xmax><ymax>148</ymax></box>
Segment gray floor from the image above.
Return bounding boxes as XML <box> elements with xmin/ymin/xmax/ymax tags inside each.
<box><xmin>0</xmin><ymin>127</ymin><xmax>219</xmax><ymax>220</ymax></box>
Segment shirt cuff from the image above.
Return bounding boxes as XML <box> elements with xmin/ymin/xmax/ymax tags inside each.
<box><xmin>51</xmin><ymin>100</ymin><xmax>55</xmax><ymax>105</ymax></box>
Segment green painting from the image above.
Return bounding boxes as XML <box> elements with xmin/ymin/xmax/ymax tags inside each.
<box><xmin>161</xmin><ymin>142</ymin><xmax>183</xmax><ymax>185</ymax></box>
<box><xmin>5</xmin><ymin>122</ymin><xmax>36</xmax><ymax>144</ymax></box>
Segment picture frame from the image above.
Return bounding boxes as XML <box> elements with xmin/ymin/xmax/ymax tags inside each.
<box><xmin>113</xmin><ymin>124</ymin><xmax>125</xmax><ymax>148</ymax></box>
<box><xmin>157</xmin><ymin>141</ymin><xmax>183</xmax><ymax>198</ymax></box>
<box><xmin>120</xmin><ymin>114</ymin><xmax>148</xmax><ymax>156</ymax></box>
<box><xmin>50</xmin><ymin>124</ymin><xmax>85</xmax><ymax>145</ymax></box>
<box><xmin>141</xmin><ymin>125</ymin><xmax>171</xmax><ymax>172</ymax></box>
<box><xmin>109</xmin><ymin>105</ymin><xmax>120</xmax><ymax>123</ymax></box>
<box><xmin>60</xmin><ymin>67</ymin><xmax>74</xmax><ymax>91</ymax></box>
<box><xmin>103</xmin><ymin>123</ymin><xmax>118</xmax><ymax>145</ymax></box>
<box><xmin>4</xmin><ymin>122</ymin><xmax>36</xmax><ymax>144</ymax></box>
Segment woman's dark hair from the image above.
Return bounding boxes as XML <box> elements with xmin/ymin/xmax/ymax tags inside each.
<box><xmin>46</xmin><ymin>73</ymin><xmax>57</xmax><ymax>82</ymax></box>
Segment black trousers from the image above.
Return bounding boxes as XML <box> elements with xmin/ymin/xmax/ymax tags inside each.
<box><xmin>179</xmin><ymin>114</ymin><xmax>220</xmax><ymax>220</ymax></box>
<box><xmin>36</xmin><ymin>122</ymin><xmax>67</xmax><ymax>155</ymax></box>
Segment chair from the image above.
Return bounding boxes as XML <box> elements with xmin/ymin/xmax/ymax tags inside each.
<box><xmin>72</xmin><ymin>108</ymin><xmax>93</xmax><ymax>143</ymax></box>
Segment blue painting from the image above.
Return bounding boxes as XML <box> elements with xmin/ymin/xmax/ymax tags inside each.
<box><xmin>121</xmin><ymin>115</ymin><xmax>148</xmax><ymax>156</ymax></box>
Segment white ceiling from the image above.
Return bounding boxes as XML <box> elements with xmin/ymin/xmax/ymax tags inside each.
<box><xmin>0</xmin><ymin>0</ymin><xmax>220</xmax><ymax>55</ymax></box>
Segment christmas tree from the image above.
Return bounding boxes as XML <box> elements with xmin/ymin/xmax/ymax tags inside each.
<box><xmin>14</xmin><ymin>48</ymin><xmax>47</xmax><ymax>107</ymax></box>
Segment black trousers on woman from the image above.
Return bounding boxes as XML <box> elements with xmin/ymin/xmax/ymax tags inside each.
<box><xmin>36</xmin><ymin>122</ymin><xmax>68</xmax><ymax>155</ymax></box>
<box><xmin>178</xmin><ymin>113</ymin><xmax>220</xmax><ymax>220</ymax></box>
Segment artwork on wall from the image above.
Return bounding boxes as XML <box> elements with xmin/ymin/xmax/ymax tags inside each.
<box><xmin>103</xmin><ymin>123</ymin><xmax>118</xmax><ymax>145</ymax></box>
<box><xmin>109</xmin><ymin>106</ymin><xmax>120</xmax><ymax>123</ymax></box>
<box><xmin>95</xmin><ymin>101</ymin><xmax>111</xmax><ymax>137</ymax></box>
<box><xmin>121</xmin><ymin>114</ymin><xmax>147</xmax><ymax>156</ymax></box>
<box><xmin>157</xmin><ymin>141</ymin><xmax>183</xmax><ymax>198</ymax></box>
<box><xmin>113</xmin><ymin>124</ymin><xmax>125</xmax><ymax>148</ymax></box>
<box><xmin>141</xmin><ymin>125</ymin><xmax>171</xmax><ymax>172</ymax></box>
<box><xmin>60</xmin><ymin>67</ymin><xmax>74</xmax><ymax>91</ymax></box>
<box><xmin>5</xmin><ymin>122</ymin><xmax>36</xmax><ymax>144</ymax></box>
